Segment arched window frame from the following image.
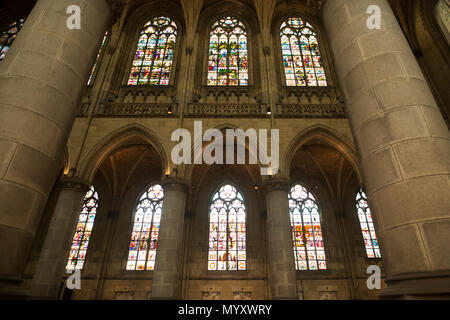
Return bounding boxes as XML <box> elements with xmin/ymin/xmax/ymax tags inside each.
<box><xmin>125</xmin><ymin>183</ymin><xmax>164</xmax><ymax>271</ymax></box>
<box><xmin>276</xmin><ymin>16</ymin><xmax>330</xmax><ymax>88</ymax></box>
<box><xmin>0</xmin><ymin>18</ymin><xmax>25</xmax><ymax>61</ymax></box>
<box><xmin>289</xmin><ymin>183</ymin><xmax>328</xmax><ymax>271</ymax></box>
<box><xmin>205</xmin><ymin>16</ymin><xmax>250</xmax><ymax>87</ymax></box>
<box><xmin>207</xmin><ymin>183</ymin><xmax>247</xmax><ymax>272</ymax></box>
<box><xmin>126</xmin><ymin>16</ymin><xmax>180</xmax><ymax>86</ymax></box>
<box><xmin>66</xmin><ymin>185</ymin><xmax>99</xmax><ymax>271</ymax></box>
<box><xmin>355</xmin><ymin>188</ymin><xmax>381</xmax><ymax>259</ymax></box>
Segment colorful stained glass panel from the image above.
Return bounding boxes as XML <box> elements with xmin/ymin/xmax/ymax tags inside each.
<box><xmin>87</xmin><ymin>32</ymin><xmax>108</xmax><ymax>85</ymax></box>
<box><xmin>289</xmin><ymin>185</ymin><xmax>327</xmax><ymax>270</ymax></box>
<box><xmin>356</xmin><ymin>189</ymin><xmax>381</xmax><ymax>258</ymax></box>
<box><xmin>208</xmin><ymin>184</ymin><xmax>246</xmax><ymax>270</ymax></box>
<box><xmin>126</xmin><ymin>185</ymin><xmax>164</xmax><ymax>270</ymax></box>
<box><xmin>207</xmin><ymin>17</ymin><xmax>248</xmax><ymax>86</ymax></box>
<box><xmin>280</xmin><ymin>18</ymin><xmax>327</xmax><ymax>87</ymax></box>
<box><xmin>66</xmin><ymin>186</ymin><xmax>99</xmax><ymax>270</ymax></box>
<box><xmin>128</xmin><ymin>17</ymin><xmax>177</xmax><ymax>86</ymax></box>
<box><xmin>0</xmin><ymin>19</ymin><xmax>24</xmax><ymax>61</ymax></box>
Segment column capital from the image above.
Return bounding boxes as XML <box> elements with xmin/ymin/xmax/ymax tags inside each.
<box><xmin>261</xmin><ymin>178</ymin><xmax>291</xmax><ymax>193</ymax></box>
<box><xmin>59</xmin><ymin>176</ymin><xmax>91</xmax><ymax>193</ymax></box>
<box><xmin>161</xmin><ymin>177</ymin><xmax>189</xmax><ymax>193</ymax></box>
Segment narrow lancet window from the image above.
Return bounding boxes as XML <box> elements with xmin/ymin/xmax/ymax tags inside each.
<box><xmin>208</xmin><ymin>184</ymin><xmax>247</xmax><ymax>271</ymax></box>
<box><xmin>126</xmin><ymin>184</ymin><xmax>164</xmax><ymax>270</ymax></box>
<box><xmin>281</xmin><ymin>18</ymin><xmax>327</xmax><ymax>86</ymax></box>
<box><xmin>289</xmin><ymin>184</ymin><xmax>327</xmax><ymax>270</ymax></box>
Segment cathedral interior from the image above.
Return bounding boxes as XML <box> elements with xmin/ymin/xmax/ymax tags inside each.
<box><xmin>0</xmin><ymin>0</ymin><xmax>449</xmax><ymax>300</ymax></box>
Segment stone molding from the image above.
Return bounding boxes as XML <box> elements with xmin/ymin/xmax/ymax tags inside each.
<box><xmin>161</xmin><ymin>177</ymin><xmax>190</xmax><ymax>193</ymax></box>
<box><xmin>186</xmin><ymin>103</ymin><xmax>267</xmax><ymax>118</ymax></box>
<box><xmin>261</xmin><ymin>178</ymin><xmax>291</xmax><ymax>193</ymax></box>
<box><xmin>59</xmin><ymin>176</ymin><xmax>91</xmax><ymax>193</ymax></box>
<box><xmin>277</xmin><ymin>103</ymin><xmax>345</xmax><ymax>118</ymax></box>
<box><xmin>98</xmin><ymin>102</ymin><xmax>175</xmax><ymax>117</ymax></box>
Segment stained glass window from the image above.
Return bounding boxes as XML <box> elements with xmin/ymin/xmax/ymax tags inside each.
<box><xmin>128</xmin><ymin>17</ymin><xmax>177</xmax><ymax>86</ymax></box>
<box><xmin>87</xmin><ymin>32</ymin><xmax>108</xmax><ymax>86</ymax></box>
<box><xmin>207</xmin><ymin>17</ymin><xmax>248</xmax><ymax>86</ymax></box>
<box><xmin>289</xmin><ymin>185</ymin><xmax>327</xmax><ymax>270</ymax></box>
<box><xmin>280</xmin><ymin>18</ymin><xmax>327</xmax><ymax>87</ymax></box>
<box><xmin>0</xmin><ymin>19</ymin><xmax>25</xmax><ymax>61</ymax></box>
<box><xmin>66</xmin><ymin>186</ymin><xmax>98</xmax><ymax>270</ymax></box>
<box><xmin>356</xmin><ymin>189</ymin><xmax>381</xmax><ymax>258</ymax></box>
<box><xmin>126</xmin><ymin>184</ymin><xmax>164</xmax><ymax>271</ymax></box>
<box><xmin>208</xmin><ymin>184</ymin><xmax>246</xmax><ymax>271</ymax></box>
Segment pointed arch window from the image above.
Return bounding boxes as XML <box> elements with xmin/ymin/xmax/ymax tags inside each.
<box><xmin>0</xmin><ymin>18</ymin><xmax>25</xmax><ymax>61</ymax></box>
<box><xmin>280</xmin><ymin>17</ymin><xmax>327</xmax><ymax>87</ymax></box>
<box><xmin>207</xmin><ymin>17</ymin><xmax>249</xmax><ymax>86</ymax></box>
<box><xmin>128</xmin><ymin>16</ymin><xmax>178</xmax><ymax>86</ymax></box>
<box><xmin>66</xmin><ymin>186</ymin><xmax>99</xmax><ymax>270</ymax></box>
<box><xmin>126</xmin><ymin>184</ymin><xmax>164</xmax><ymax>271</ymax></box>
<box><xmin>208</xmin><ymin>184</ymin><xmax>247</xmax><ymax>271</ymax></box>
<box><xmin>87</xmin><ymin>32</ymin><xmax>108</xmax><ymax>86</ymax></box>
<box><xmin>289</xmin><ymin>185</ymin><xmax>327</xmax><ymax>270</ymax></box>
<box><xmin>356</xmin><ymin>189</ymin><xmax>381</xmax><ymax>258</ymax></box>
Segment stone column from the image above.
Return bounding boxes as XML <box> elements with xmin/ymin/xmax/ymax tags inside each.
<box><xmin>262</xmin><ymin>178</ymin><xmax>298</xmax><ymax>300</ymax></box>
<box><xmin>323</xmin><ymin>0</ymin><xmax>450</xmax><ymax>298</ymax></box>
<box><xmin>151</xmin><ymin>178</ymin><xmax>189</xmax><ymax>300</ymax></box>
<box><xmin>0</xmin><ymin>0</ymin><xmax>111</xmax><ymax>296</ymax></box>
<box><xmin>30</xmin><ymin>177</ymin><xmax>90</xmax><ymax>299</ymax></box>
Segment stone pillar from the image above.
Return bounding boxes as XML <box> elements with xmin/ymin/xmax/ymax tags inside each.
<box><xmin>0</xmin><ymin>0</ymin><xmax>111</xmax><ymax>296</ymax></box>
<box><xmin>30</xmin><ymin>177</ymin><xmax>90</xmax><ymax>299</ymax></box>
<box><xmin>263</xmin><ymin>178</ymin><xmax>298</xmax><ymax>300</ymax></box>
<box><xmin>151</xmin><ymin>178</ymin><xmax>189</xmax><ymax>300</ymax></box>
<box><xmin>323</xmin><ymin>0</ymin><xmax>450</xmax><ymax>298</ymax></box>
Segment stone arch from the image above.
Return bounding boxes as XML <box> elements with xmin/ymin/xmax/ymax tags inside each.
<box><xmin>183</xmin><ymin>122</ymin><xmax>262</xmax><ymax>181</ymax></box>
<box><xmin>79</xmin><ymin>123</ymin><xmax>168</xmax><ymax>182</ymax></box>
<box><xmin>284</xmin><ymin>123</ymin><xmax>363</xmax><ymax>185</ymax></box>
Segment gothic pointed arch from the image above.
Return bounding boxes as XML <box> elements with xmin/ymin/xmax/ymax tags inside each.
<box><xmin>79</xmin><ymin>123</ymin><xmax>168</xmax><ymax>182</ymax></box>
<box><xmin>126</xmin><ymin>184</ymin><xmax>164</xmax><ymax>270</ymax></box>
<box><xmin>280</xmin><ymin>17</ymin><xmax>327</xmax><ymax>86</ymax></box>
<box><xmin>207</xmin><ymin>16</ymin><xmax>249</xmax><ymax>86</ymax></box>
<box><xmin>66</xmin><ymin>185</ymin><xmax>99</xmax><ymax>270</ymax></box>
<box><xmin>356</xmin><ymin>188</ymin><xmax>381</xmax><ymax>259</ymax></box>
<box><xmin>284</xmin><ymin>124</ymin><xmax>362</xmax><ymax>184</ymax></box>
<box><xmin>207</xmin><ymin>183</ymin><xmax>247</xmax><ymax>271</ymax></box>
<box><xmin>289</xmin><ymin>183</ymin><xmax>327</xmax><ymax>270</ymax></box>
<box><xmin>127</xmin><ymin>16</ymin><xmax>178</xmax><ymax>86</ymax></box>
